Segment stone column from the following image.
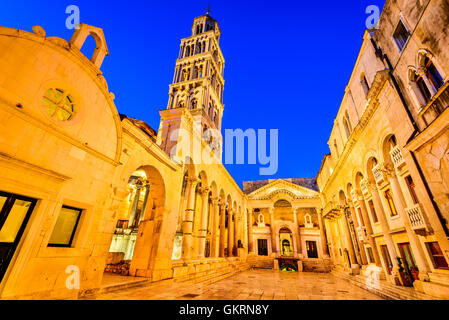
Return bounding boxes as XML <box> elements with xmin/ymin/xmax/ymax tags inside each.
<box><xmin>182</xmin><ymin>178</ymin><xmax>199</xmax><ymax>260</ymax></box>
<box><xmin>248</xmin><ymin>209</ymin><xmax>254</xmax><ymax>254</ymax></box>
<box><xmin>234</xmin><ymin>210</ymin><xmax>239</xmax><ymax>253</ymax></box>
<box><xmin>387</xmin><ymin>172</ymin><xmax>431</xmax><ymax>280</ymax></box>
<box><xmin>367</xmin><ymin>181</ymin><xmax>401</xmax><ymax>284</ymax></box>
<box><xmin>210</xmin><ymin>198</ymin><xmax>220</xmax><ymax>258</ymax></box>
<box><xmin>269</xmin><ymin>207</ymin><xmax>277</xmax><ymax>256</ymax></box>
<box><xmin>293</xmin><ymin>208</ymin><xmax>302</xmax><ymax>257</ymax></box>
<box><xmin>228</xmin><ymin>209</ymin><xmax>235</xmax><ymax>256</ymax></box>
<box><xmin>128</xmin><ymin>184</ymin><xmax>142</xmax><ymax>228</ymax></box>
<box><xmin>317</xmin><ymin>208</ymin><xmax>329</xmax><ymax>258</ymax></box>
<box><xmin>198</xmin><ymin>187</ymin><xmax>210</xmax><ymax>258</ymax></box>
<box><xmin>349</xmin><ymin>205</ymin><xmax>368</xmax><ymax>265</ymax></box>
<box><xmin>219</xmin><ymin>204</ymin><xmax>226</xmax><ymax>257</ymax></box>
<box><xmin>357</xmin><ymin>195</ymin><xmax>382</xmax><ymax>267</ymax></box>
<box><xmin>341</xmin><ymin>209</ymin><xmax>357</xmax><ymax>266</ymax></box>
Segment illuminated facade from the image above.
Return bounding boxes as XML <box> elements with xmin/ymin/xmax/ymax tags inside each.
<box><xmin>0</xmin><ymin>1</ymin><xmax>449</xmax><ymax>300</ymax></box>
<box><xmin>317</xmin><ymin>0</ymin><xmax>449</xmax><ymax>299</ymax></box>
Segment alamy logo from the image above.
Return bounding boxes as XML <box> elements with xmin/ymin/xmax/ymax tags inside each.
<box><xmin>366</xmin><ymin>5</ymin><xmax>380</xmax><ymax>29</ymax></box>
<box><xmin>168</xmin><ymin>125</ymin><xmax>279</xmax><ymax>176</ymax></box>
<box><xmin>66</xmin><ymin>5</ymin><xmax>80</xmax><ymax>30</ymax></box>
<box><xmin>65</xmin><ymin>265</ymin><xmax>80</xmax><ymax>290</ymax></box>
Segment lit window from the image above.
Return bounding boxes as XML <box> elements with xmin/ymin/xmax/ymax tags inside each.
<box><xmin>426</xmin><ymin>242</ymin><xmax>449</xmax><ymax>270</ymax></box>
<box><xmin>405</xmin><ymin>176</ymin><xmax>419</xmax><ymax>205</ymax></box>
<box><xmin>425</xmin><ymin>57</ymin><xmax>444</xmax><ymax>90</ymax></box>
<box><xmin>48</xmin><ymin>206</ymin><xmax>82</xmax><ymax>247</ymax></box>
<box><xmin>43</xmin><ymin>88</ymin><xmax>75</xmax><ymax>121</ymax></box>
<box><xmin>368</xmin><ymin>200</ymin><xmax>378</xmax><ymax>223</ymax></box>
<box><xmin>366</xmin><ymin>247</ymin><xmax>375</xmax><ymax>264</ymax></box>
<box><xmin>393</xmin><ymin>20</ymin><xmax>410</xmax><ymax>52</ymax></box>
<box><xmin>384</xmin><ymin>189</ymin><xmax>398</xmax><ymax>217</ymax></box>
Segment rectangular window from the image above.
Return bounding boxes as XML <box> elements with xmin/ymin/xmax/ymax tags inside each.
<box><xmin>306</xmin><ymin>241</ymin><xmax>318</xmax><ymax>258</ymax></box>
<box><xmin>366</xmin><ymin>247</ymin><xmax>375</xmax><ymax>264</ymax></box>
<box><xmin>0</xmin><ymin>191</ymin><xmax>37</xmax><ymax>283</ymax></box>
<box><xmin>381</xmin><ymin>245</ymin><xmax>393</xmax><ymax>274</ymax></box>
<box><xmin>393</xmin><ymin>20</ymin><xmax>410</xmax><ymax>52</ymax></box>
<box><xmin>384</xmin><ymin>189</ymin><xmax>398</xmax><ymax>217</ymax></box>
<box><xmin>426</xmin><ymin>59</ymin><xmax>444</xmax><ymax>90</ymax></box>
<box><xmin>405</xmin><ymin>176</ymin><xmax>419</xmax><ymax>205</ymax></box>
<box><xmin>426</xmin><ymin>242</ymin><xmax>449</xmax><ymax>270</ymax></box>
<box><xmin>368</xmin><ymin>200</ymin><xmax>378</xmax><ymax>223</ymax></box>
<box><xmin>257</xmin><ymin>239</ymin><xmax>268</xmax><ymax>256</ymax></box>
<box><xmin>417</xmin><ymin>76</ymin><xmax>432</xmax><ymax>103</ymax></box>
<box><xmin>48</xmin><ymin>206</ymin><xmax>82</xmax><ymax>247</ymax></box>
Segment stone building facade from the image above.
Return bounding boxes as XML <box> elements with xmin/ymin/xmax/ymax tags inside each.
<box><xmin>317</xmin><ymin>0</ymin><xmax>449</xmax><ymax>299</ymax></box>
<box><xmin>0</xmin><ymin>0</ymin><xmax>449</xmax><ymax>300</ymax></box>
<box><xmin>0</xmin><ymin>14</ymin><xmax>253</xmax><ymax>299</ymax></box>
<box><xmin>243</xmin><ymin>179</ymin><xmax>331</xmax><ymax>273</ymax></box>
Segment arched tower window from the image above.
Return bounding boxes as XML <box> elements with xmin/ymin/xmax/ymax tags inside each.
<box><xmin>360</xmin><ymin>73</ymin><xmax>370</xmax><ymax>96</ymax></box>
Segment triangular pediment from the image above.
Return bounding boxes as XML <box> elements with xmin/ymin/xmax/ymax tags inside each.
<box><xmin>247</xmin><ymin>179</ymin><xmax>319</xmax><ymax>200</ymax></box>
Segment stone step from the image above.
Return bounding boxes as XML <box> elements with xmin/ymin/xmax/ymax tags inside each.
<box><xmin>331</xmin><ymin>269</ymin><xmax>437</xmax><ymax>300</ymax></box>
<box><xmin>98</xmin><ymin>278</ymin><xmax>151</xmax><ymax>295</ymax></box>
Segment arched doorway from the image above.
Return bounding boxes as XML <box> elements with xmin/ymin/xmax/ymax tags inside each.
<box><xmin>105</xmin><ymin>166</ymin><xmax>165</xmax><ymax>276</ymax></box>
<box><xmin>279</xmin><ymin>227</ymin><xmax>293</xmax><ymax>256</ymax></box>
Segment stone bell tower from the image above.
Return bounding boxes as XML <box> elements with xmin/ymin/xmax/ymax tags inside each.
<box><xmin>157</xmin><ymin>10</ymin><xmax>225</xmax><ymax>163</ymax></box>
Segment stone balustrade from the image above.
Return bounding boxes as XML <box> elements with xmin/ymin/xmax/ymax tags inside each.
<box><xmin>372</xmin><ymin>164</ymin><xmax>385</xmax><ymax>185</ymax></box>
<box><xmin>406</xmin><ymin>203</ymin><xmax>429</xmax><ymax>231</ymax></box>
<box><xmin>390</xmin><ymin>145</ymin><xmax>405</xmax><ymax>169</ymax></box>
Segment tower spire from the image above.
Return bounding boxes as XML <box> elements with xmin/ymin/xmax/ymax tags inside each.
<box><xmin>206</xmin><ymin>5</ymin><xmax>212</xmax><ymax>16</ymax></box>
<box><xmin>158</xmin><ymin>14</ymin><xmax>225</xmax><ymax>158</ymax></box>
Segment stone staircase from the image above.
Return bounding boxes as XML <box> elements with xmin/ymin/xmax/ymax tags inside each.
<box><xmin>173</xmin><ymin>259</ymin><xmax>251</xmax><ymax>286</ymax></box>
<box><xmin>331</xmin><ymin>268</ymin><xmax>438</xmax><ymax>300</ymax></box>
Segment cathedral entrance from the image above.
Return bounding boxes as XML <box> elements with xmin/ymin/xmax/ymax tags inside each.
<box><xmin>279</xmin><ymin>228</ymin><xmax>293</xmax><ymax>256</ymax></box>
<box><xmin>105</xmin><ymin>166</ymin><xmax>165</xmax><ymax>277</ymax></box>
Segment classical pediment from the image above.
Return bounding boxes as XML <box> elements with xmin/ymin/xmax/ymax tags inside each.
<box><xmin>247</xmin><ymin>179</ymin><xmax>319</xmax><ymax>200</ymax></box>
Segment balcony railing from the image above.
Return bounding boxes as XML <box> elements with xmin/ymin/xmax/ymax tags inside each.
<box><xmin>419</xmin><ymin>82</ymin><xmax>449</xmax><ymax>127</ymax></box>
<box><xmin>360</xmin><ymin>179</ymin><xmax>370</xmax><ymax>197</ymax></box>
<box><xmin>350</xmin><ymin>189</ymin><xmax>358</xmax><ymax>203</ymax></box>
<box><xmin>406</xmin><ymin>203</ymin><xmax>429</xmax><ymax>231</ymax></box>
<box><xmin>323</xmin><ymin>201</ymin><xmax>342</xmax><ymax>219</ymax></box>
<box><xmin>356</xmin><ymin>226</ymin><xmax>367</xmax><ymax>242</ymax></box>
<box><xmin>372</xmin><ymin>164</ymin><xmax>385</xmax><ymax>185</ymax></box>
<box><xmin>390</xmin><ymin>146</ymin><xmax>405</xmax><ymax>169</ymax></box>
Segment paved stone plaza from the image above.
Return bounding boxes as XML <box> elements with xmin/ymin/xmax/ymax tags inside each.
<box><xmin>85</xmin><ymin>270</ymin><xmax>383</xmax><ymax>300</ymax></box>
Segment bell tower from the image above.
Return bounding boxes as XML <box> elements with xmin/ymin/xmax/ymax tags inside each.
<box><xmin>157</xmin><ymin>10</ymin><xmax>225</xmax><ymax>162</ymax></box>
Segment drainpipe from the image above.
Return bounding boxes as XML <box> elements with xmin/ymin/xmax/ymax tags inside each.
<box><xmin>370</xmin><ymin>38</ymin><xmax>449</xmax><ymax>239</ymax></box>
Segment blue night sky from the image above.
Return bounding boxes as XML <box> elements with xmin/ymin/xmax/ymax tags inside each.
<box><xmin>0</xmin><ymin>0</ymin><xmax>385</xmax><ymax>187</ymax></box>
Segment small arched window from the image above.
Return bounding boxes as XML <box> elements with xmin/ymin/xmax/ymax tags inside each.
<box><xmin>334</xmin><ymin>139</ymin><xmax>340</xmax><ymax>158</ymax></box>
<box><xmin>409</xmin><ymin>69</ymin><xmax>432</xmax><ymax>108</ymax></box>
<box><xmin>424</xmin><ymin>56</ymin><xmax>444</xmax><ymax>91</ymax></box>
<box><xmin>343</xmin><ymin>111</ymin><xmax>352</xmax><ymax>139</ymax></box>
<box><xmin>360</xmin><ymin>73</ymin><xmax>370</xmax><ymax>96</ymax></box>
<box><xmin>185</xmin><ymin>46</ymin><xmax>190</xmax><ymax>58</ymax></box>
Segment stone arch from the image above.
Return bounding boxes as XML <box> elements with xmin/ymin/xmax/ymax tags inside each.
<box><xmin>355</xmin><ymin>172</ymin><xmax>364</xmax><ymax>191</ymax></box>
<box><xmin>380</xmin><ymin>133</ymin><xmax>397</xmax><ymax>169</ymax></box>
<box><xmin>366</xmin><ymin>156</ymin><xmax>379</xmax><ymax>184</ymax></box>
<box><xmin>69</xmin><ymin>23</ymin><xmax>109</xmax><ymax>69</ymax></box>
<box><xmin>106</xmin><ymin>164</ymin><xmax>166</xmax><ymax>275</ymax></box>
<box><xmin>338</xmin><ymin>190</ymin><xmax>347</xmax><ymax>206</ymax></box>
<box><xmin>209</xmin><ymin>181</ymin><xmax>218</xmax><ymax>199</ymax></box>
<box><xmin>198</xmin><ymin>170</ymin><xmax>208</xmax><ymax>188</ymax></box>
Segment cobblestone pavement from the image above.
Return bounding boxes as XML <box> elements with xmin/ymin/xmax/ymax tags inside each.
<box><xmin>85</xmin><ymin>269</ymin><xmax>384</xmax><ymax>300</ymax></box>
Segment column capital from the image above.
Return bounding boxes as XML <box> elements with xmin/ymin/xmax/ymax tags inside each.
<box><xmin>211</xmin><ymin>197</ymin><xmax>220</xmax><ymax>206</ymax></box>
<box><xmin>198</xmin><ymin>186</ymin><xmax>210</xmax><ymax>196</ymax></box>
<box><xmin>187</xmin><ymin>177</ymin><xmax>200</xmax><ymax>187</ymax></box>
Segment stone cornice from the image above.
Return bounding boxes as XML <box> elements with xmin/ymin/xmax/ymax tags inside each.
<box><xmin>320</xmin><ymin>70</ymin><xmax>390</xmax><ymax>194</ymax></box>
